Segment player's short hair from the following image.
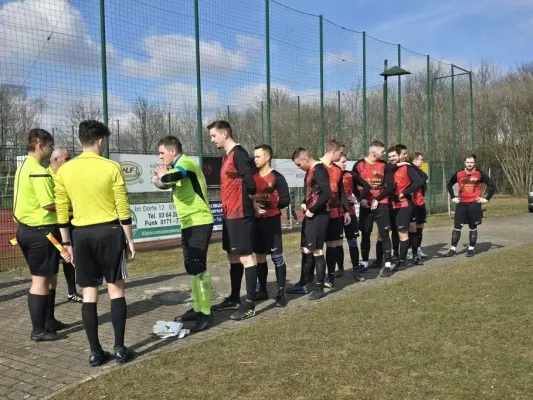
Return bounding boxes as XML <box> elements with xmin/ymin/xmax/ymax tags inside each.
<box><xmin>369</xmin><ymin>140</ymin><xmax>385</xmax><ymax>149</ymax></box>
<box><xmin>254</xmin><ymin>144</ymin><xmax>273</xmax><ymax>161</ymax></box>
<box><xmin>292</xmin><ymin>147</ymin><xmax>309</xmax><ymax>161</ymax></box>
<box><xmin>387</xmin><ymin>146</ymin><xmax>400</xmax><ymax>155</ymax></box>
<box><xmin>339</xmin><ymin>152</ymin><xmax>347</xmax><ymax>160</ymax></box>
<box><xmin>207</xmin><ymin>120</ymin><xmax>233</xmax><ymax>137</ymax></box>
<box><xmin>396</xmin><ymin>144</ymin><xmax>407</xmax><ymax>151</ymax></box>
<box><xmin>410</xmin><ymin>151</ymin><xmax>424</xmax><ymax>162</ymax></box>
<box><xmin>464</xmin><ymin>153</ymin><xmax>477</xmax><ymax>161</ymax></box>
<box><xmin>79</xmin><ymin>120</ymin><xmax>110</xmax><ymax>146</ymax></box>
<box><xmin>27</xmin><ymin>128</ymin><xmax>53</xmax><ymax>152</ymax></box>
<box><xmin>326</xmin><ymin>139</ymin><xmax>344</xmax><ymax>152</ymax></box>
<box><xmin>158</xmin><ymin>136</ymin><xmax>183</xmax><ymax>153</ymax></box>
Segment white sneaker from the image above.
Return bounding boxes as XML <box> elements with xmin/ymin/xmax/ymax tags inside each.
<box><xmin>407</xmin><ymin>248</ymin><xmax>413</xmax><ymax>259</ymax></box>
<box><xmin>418</xmin><ymin>248</ymin><xmax>428</xmax><ymax>258</ymax></box>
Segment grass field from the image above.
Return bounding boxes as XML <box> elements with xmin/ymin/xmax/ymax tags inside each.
<box><xmin>56</xmin><ymin>242</ymin><xmax>533</xmax><ymax>400</ymax></box>
<box><xmin>0</xmin><ymin>195</ymin><xmax>527</xmax><ymax>276</ymax></box>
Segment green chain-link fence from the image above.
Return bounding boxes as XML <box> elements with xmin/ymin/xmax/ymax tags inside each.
<box><xmin>0</xmin><ymin>0</ymin><xmax>476</xmax><ymax>270</ymax></box>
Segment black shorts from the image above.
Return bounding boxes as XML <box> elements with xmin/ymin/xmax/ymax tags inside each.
<box><xmin>222</xmin><ymin>216</ymin><xmax>253</xmax><ymax>255</ymax></box>
<box><xmin>326</xmin><ymin>217</ymin><xmax>344</xmax><ymax>242</ymax></box>
<box><xmin>455</xmin><ymin>202</ymin><xmax>482</xmax><ymax>228</ymax></box>
<box><xmin>391</xmin><ymin>206</ymin><xmax>412</xmax><ymax>232</ymax></box>
<box><xmin>16</xmin><ymin>224</ymin><xmax>60</xmax><ymax>277</ymax></box>
<box><xmin>72</xmin><ymin>222</ymin><xmax>127</xmax><ymax>288</ymax></box>
<box><xmin>253</xmin><ymin>215</ymin><xmax>283</xmax><ymax>255</ymax></box>
<box><xmin>411</xmin><ymin>205</ymin><xmax>427</xmax><ymax>224</ymax></box>
<box><xmin>181</xmin><ymin>223</ymin><xmax>213</xmax><ymax>275</ymax></box>
<box><xmin>343</xmin><ymin>213</ymin><xmax>359</xmax><ymax>240</ymax></box>
<box><xmin>300</xmin><ymin>214</ymin><xmax>329</xmax><ymax>251</ymax></box>
<box><xmin>359</xmin><ymin>203</ymin><xmax>391</xmax><ymax>235</ymax></box>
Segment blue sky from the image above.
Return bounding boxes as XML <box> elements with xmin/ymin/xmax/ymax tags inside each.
<box><xmin>1</xmin><ymin>0</ymin><xmax>531</xmax><ymax>130</ymax></box>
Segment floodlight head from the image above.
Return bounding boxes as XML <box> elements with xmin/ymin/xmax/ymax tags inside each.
<box><xmin>380</xmin><ymin>66</ymin><xmax>412</xmax><ymax>77</ymax></box>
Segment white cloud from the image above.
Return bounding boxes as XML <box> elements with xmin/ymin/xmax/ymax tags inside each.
<box><xmin>158</xmin><ymin>82</ymin><xmax>221</xmax><ymax>110</ymax></box>
<box><xmin>122</xmin><ymin>33</ymin><xmax>262</xmax><ymax>79</ymax></box>
<box><xmin>0</xmin><ymin>0</ymin><xmax>116</xmax><ymax>83</ymax></box>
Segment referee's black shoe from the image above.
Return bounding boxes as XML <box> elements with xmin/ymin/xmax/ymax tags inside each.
<box><xmin>30</xmin><ymin>329</ymin><xmax>65</xmax><ymax>342</ymax></box>
<box><xmin>46</xmin><ymin>319</ymin><xmax>70</xmax><ymax>332</ymax></box>
<box><xmin>212</xmin><ymin>297</ymin><xmax>241</xmax><ymax>311</ymax></box>
<box><xmin>114</xmin><ymin>346</ymin><xmax>134</xmax><ymax>364</ymax></box>
<box><xmin>89</xmin><ymin>350</ymin><xmax>112</xmax><ymax>367</ymax></box>
<box><xmin>191</xmin><ymin>312</ymin><xmax>214</xmax><ymax>333</ymax></box>
<box><xmin>175</xmin><ymin>308</ymin><xmax>199</xmax><ymax>322</ymax></box>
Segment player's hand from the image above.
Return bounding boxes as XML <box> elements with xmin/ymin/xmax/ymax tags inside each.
<box><xmin>399</xmin><ymin>193</ymin><xmax>405</xmax><ymax>201</ymax></box>
<box><xmin>350</xmin><ymin>194</ymin><xmax>357</xmax><ymax>204</ymax></box>
<box><xmin>253</xmin><ymin>200</ymin><xmax>267</xmax><ymax>215</ymax></box>
<box><xmin>360</xmin><ymin>199</ymin><xmax>370</xmax><ymax>209</ymax></box>
<box><xmin>127</xmin><ymin>241</ymin><xmax>135</xmax><ymax>260</ymax></box>
<box><xmin>63</xmin><ymin>245</ymin><xmax>74</xmax><ymax>264</ymax></box>
<box><xmin>476</xmin><ymin>197</ymin><xmax>488</xmax><ymax>204</ymax></box>
<box><xmin>305</xmin><ymin>209</ymin><xmax>314</xmax><ymax>218</ymax></box>
<box><xmin>343</xmin><ymin>213</ymin><xmax>351</xmax><ymax>226</ymax></box>
<box><xmin>301</xmin><ymin>203</ymin><xmax>307</xmax><ymax>213</ymax></box>
<box><xmin>154</xmin><ymin>164</ymin><xmax>168</xmax><ymax>179</ymax></box>
<box><xmin>371</xmin><ymin>199</ymin><xmax>379</xmax><ymax>210</ymax></box>
<box><xmin>452</xmin><ymin>197</ymin><xmax>460</xmax><ymax>204</ymax></box>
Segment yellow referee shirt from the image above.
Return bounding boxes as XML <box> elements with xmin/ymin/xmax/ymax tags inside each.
<box><xmin>13</xmin><ymin>155</ymin><xmax>57</xmax><ymax>226</ymax></box>
<box><xmin>47</xmin><ymin>165</ymin><xmax>73</xmax><ymax>219</ymax></box>
<box><xmin>54</xmin><ymin>152</ymin><xmax>131</xmax><ymax>227</ymax></box>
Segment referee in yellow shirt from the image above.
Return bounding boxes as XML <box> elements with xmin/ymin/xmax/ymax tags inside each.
<box><xmin>14</xmin><ymin>128</ymin><xmax>70</xmax><ymax>341</ymax></box>
<box><xmin>55</xmin><ymin>120</ymin><xmax>135</xmax><ymax>367</ymax></box>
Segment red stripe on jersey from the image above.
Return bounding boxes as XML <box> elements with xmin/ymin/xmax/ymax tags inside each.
<box><xmin>342</xmin><ymin>171</ymin><xmax>356</xmax><ymax>215</ymax></box>
<box><xmin>355</xmin><ymin>160</ymin><xmax>388</xmax><ymax>204</ymax></box>
<box><xmin>253</xmin><ymin>171</ymin><xmax>280</xmax><ymax>218</ymax></box>
<box><xmin>323</xmin><ymin>163</ymin><xmax>343</xmax><ymax>218</ymax></box>
<box><xmin>391</xmin><ymin>165</ymin><xmax>411</xmax><ymax>209</ymax></box>
<box><xmin>412</xmin><ymin>187</ymin><xmax>425</xmax><ymax>206</ymax></box>
<box><xmin>457</xmin><ymin>170</ymin><xmax>483</xmax><ymax>203</ymax></box>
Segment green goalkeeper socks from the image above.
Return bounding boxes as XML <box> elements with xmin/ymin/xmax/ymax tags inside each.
<box><xmin>191</xmin><ymin>275</ymin><xmax>201</xmax><ymax>312</ymax></box>
<box><xmin>197</xmin><ymin>271</ymin><xmax>212</xmax><ymax>316</ymax></box>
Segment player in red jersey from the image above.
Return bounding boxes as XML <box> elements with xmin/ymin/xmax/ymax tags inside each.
<box><xmin>320</xmin><ymin>140</ymin><xmax>351</xmax><ymax>289</ymax></box>
<box><xmin>445</xmin><ymin>154</ymin><xmax>496</xmax><ymax>257</ymax></box>
<box><xmin>384</xmin><ymin>146</ymin><xmax>424</xmax><ymax>277</ymax></box>
<box><xmin>335</xmin><ymin>154</ymin><xmax>371</xmax><ymax>279</ymax></box>
<box><xmin>208</xmin><ymin>121</ymin><xmax>261</xmax><ymax>320</ymax></box>
<box><xmin>291</xmin><ymin>147</ymin><xmax>331</xmax><ymax>300</ymax></box>
<box><xmin>352</xmin><ymin>140</ymin><xmax>395</xmax><ymax>271</ymax></box>
<box><xmin>252</xmin><ymin>144</ymin><xmax>290</xmax><ymax>307</ymax></box>
<box><xmin>408</xmin><ymin>152</ymin><xmax>429</xmax><ymax>260</ymax></box>
<box><xmin>389</xmin><ymin>144</ymin><xmax>408</xmax><ymax>260</ymax></box>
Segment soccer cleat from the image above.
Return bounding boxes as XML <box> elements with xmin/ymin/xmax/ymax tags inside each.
<box><xmin>274</xmin><ymin>295</ymin><xmax>287</xmax><ymax>307</ymax></box>
<box><xmin>45</xmin><ymin>319</ymin><xmax>70</xmax><ymax>332</ymax></box>
<box><xmin>407</xmin><ymin>248</ymin><xmax>413</xmax><ymax>260</ymax></box>
<box><xmin>67</xmin><ymin>293</ymin><xmax>83</xmax><ymax>303</ymax></box>
<box><xmin>356</xmin><ymin>263</ymin><xmax>368</xmax><ymax>272</ymax></box>
<box><xmin>286</xmin><ymin>284</ymin><xmax>309</xmax><ymax>295</ymax></box>
<box><xmin>190</xmin><ymin>312</ymin><xmax>214</xmax><ymax>333</ymax></box>
<box><xmin>445</xmin><ymin>249</ymin><xmax>457</xmax><ymax>257</ymax></box>
<box><xmin>114</xmin><ymin>346</ymin><xmax>134</xmax><ymax>364</ymax></box>
<box><xmin>390</xmin><ymin>255</ymin><xmax>400</xmax><ymax>263</ymax></box>
<box><xmin>211</xmin><ymin>297</ymin><xmax>241</xmax><ymax>311</ymax></box>
<box><xmin>255</xmin><ymin>290</ymin><xmax>269</xmax><ymax>302</ymax></box>
<box><xmin>30</xmin><ymin>329</ymin><xmax>65</xmax><ymax>342</ymax></box>
<box><xmin>369</xmin><ymin>259</ymin><xmax>383</xmax><ymax>269</ymax></box>
<box><xmin>380</xmin><ymin>267</ymin><xmax>394</xmax><ymax>278</ymax></box>
<box><xmin>395</xmin><ymin>260</ymin><xmax>407</xmax><ymax>271</ymax></box>
<box><xmin>334</xmin><ymin>268</ymin><xmax>345</xmax><ymax>278</ymax></box>
<box><xmin>466</xmin><ymin>249</ymin><xmax>475</xmax><ymax>257</ymax></box>
<box><xmin>89</xmin><ymin>350</ymin><xmax>111</xmax><ymax>367</ymax></box>
<box><xmin>175</xmin><ymin>308</ymin><xmax>199</xmax><ymax>322</ymax></box>
<box><xmin>324</xmin><ymin>277</ymin><xmax>335</xmax><ymax>289</ymax></box>
<box><xmin>309</xmin><ymin>289</ymin><xmax>326</xmax><ymax>300</ymax></box>
<box><xmin>230</xmin><ymin>302</ymin><xmax>256</xmax><ymax>321</ymax></box>
<box><xmin>411</xmin><ymin>256</ymin><xmax>424</xmax><ymax>266</ymax></box>
<box><xmin>418</xmin><ymin>248</ymin><xmax>428</xmax><ymax>258</ymax></box>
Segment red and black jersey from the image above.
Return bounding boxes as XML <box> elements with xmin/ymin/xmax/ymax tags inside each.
<box><xmin>341</xmin><ymin>170</ymin><xmax>372</xmax><ymax>216</ymax></box>
<box><xmin>352</xmin><ymin>159</ymin><xmax>394</xmax><ymax>204</ymax></box>
<box><xmin>447</xmin><ymin>169</ymin><xmax>496</xmax><ymax>203</ymax></box>
<box><xmin>411</xmin><ymin>165</ymin><xmax>428</xmax><ymax>206</ymax></box>
<box><xmin>253</xmin><ymin>170</ymin><xmax>290</xmax><ymax>218</ymax></box>
<box><xmin>390</xmin><ymin>165</ymin><xmax>423</xmax><ymax>209</ymax></box>
<box><xmin>220</xmin><ymin>145</ymin><xmax>256</xmax><ymax>219</ymax></box>
<box><xmin>304</xmin><ymin>163</ymin><xmax>331</xmax><ymax>216</ymax></box>
<box><xmin>323</xmin><ymin>163</ymin><xmax>346</xmax><ymax>218</ymax></box>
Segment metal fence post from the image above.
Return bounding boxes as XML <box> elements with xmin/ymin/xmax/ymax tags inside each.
<box><xmin>362</xmin><ymin>31</ymin><xmax>367</xmax><ymax>157</ymax></box>
<box><xmin>265</xmin><ymin>0</ymin><xmax>271</xmax><ymax>147</ymax></box>
<box><xmin>194</xmin><ymin>0</ymin><xmax>203</xmax><ymax>166</ymax></box>
<box><xmin>426</xmin><ymin>55</ymin><xmax>432</xmax><ymax>213</ymax></box>
<box><xmin>469</xmin><ymin>71</ymin><xmax>475</xmax><ymax>152</ymax></box>
<box><xmin>261</xmin><ymin>100</ymin><xmax>264</xmax><ymax>143</ymax></box>
<box><xmin>451</xmin><ymin>64</ymin><xmax>456</xmax><ymax>172</ymax></box>
<box><xmin>100</xmin><ymin>0</ymin><xmax>109</xmax><ymax>158</ymax></box>
<box><xmin>397</xmin><ymin>44</ymin><xmax>402</xmax><ymax>144</ymax></box>
<box><xmin>337</xmin><ymin>90</ymin><xmax>341</xmax><ymax>136</ymax></box>
<box><xmin>319</xmin><ymin>15</ymin><xmax>324</xmax><ymax>154</ymax></box>
<box><xmin>383</xmin><ymin>59</ymin><xmax>388</xmax><ymax>150</ymax></box>
<box><xmin>297</xmin><ymin>96</ymin><xmax>301</xmax><ymax>146</ymax></box>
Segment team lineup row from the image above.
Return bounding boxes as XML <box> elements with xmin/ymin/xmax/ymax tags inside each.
<box><xmin>12</xmin><ymin>119</ymin><xmax>495</xmax><ymax>367</ymax></box>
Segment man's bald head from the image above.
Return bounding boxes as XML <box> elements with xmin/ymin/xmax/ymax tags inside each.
<box><xmin>50</xmin><ymin>147</ymin><xmax>71</xmax><ymax>172</ymax></box>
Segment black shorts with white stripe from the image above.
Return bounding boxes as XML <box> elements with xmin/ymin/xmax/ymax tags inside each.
<box><xmin>72</xmin><ymin>221</ymin><xmax>127</xmax><ymax>288</ymax></box>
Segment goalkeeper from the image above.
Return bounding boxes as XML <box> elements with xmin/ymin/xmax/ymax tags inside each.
<box><xmin>153</xmin><ymin>136</ymin><xmax>215</xmax><ymax>332</ymax></box>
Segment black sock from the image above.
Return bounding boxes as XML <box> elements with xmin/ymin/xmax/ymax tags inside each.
<box><xmin>230</xmin><ymin>263</ymin><xmax>244</xmax><ymax>302</ymax></box>
<box><xmin>417</xmin><ymin>228</ymin><xmax>423</xmax><ymax>248</ymax></box>
<box><xmin>361</xmin><ymin>234</ymin><xmax>370</xmax><ymax>261</ymax></box>
<box><xmin>298</xmin><ymin>253</ymin><xmax>307</xmax><ymax>286</ymax></box>
<box><xmin>451</xmin><ymin>229</ymin><xmax>461</xmax><ymax>247</ymax></box>
<box><xmin>111</xmin><ymin>297</ymin><xmax>127</xmax><ymax>349</ymax></box>
<box><xmin>63</xmin><ymin>263</ymin><xmax>77</xmax><ymax>295</ymax></box>
<box><xmin>348</xmin><ymin>242</ymin><xmax>360</xmax><ymax>267</ymax></box>
<box><xmin>275</xmin><ymin>263</ymin><xmax>286</xmax><ymax>295</ymax></box>
<box><xmin>46</xmin><ymin>288</ymin><xmax>57</xmax><ymax>324</ymax></box>
<box><xmin>245</xmin><ymin>266</ymin><xmax>257</xmax><ymax>304</ymax></box>
<box><xmin>314</xmin><ymin>255</ymin><xmax>326</xmax><ymax>288</ymax></box>
<box><xmin>409</xmin><ymin>232</ymin><xmax>418</xmax><ymax>257</ymax></box>
<box><xmin>391</xmin><ymin>230</ymin><xmax>400</xmax><ymax>256</ymax></box>
<box><xmin>399</xmin><ymin>239</ymin><xmax>409</xmax><ymax>262</ymax></box>
<box><xmin>82</xmin><ymin>302</ymin><xmax>101</xmax><ymax>353</ymax></box>
<box><xmin>304</xmin><ymin>253</ymin><xmax>316</xmax><ymax>285</ymax></box>
<box><xmin>257</xmin><ymin>262</ymin><xmax>268</xmax><ymax>291</ymax></box>
<box><xmin>326</xmin><ymin>246</ymin><xmax>337</xmax><ymax>277</ymax></box>
<box><xmin>336</xmin><ymin>245</ymin><xmax>344</xmax><ymax>270</ymax></box>
<box><xmin>381</xmin><ymin>234</ymin><xmax>392</xmax><ymax>262</ymax></box>
<box><xmin>28</xmin><ymin>293</ymin><xmax>48</xmax><ymax>335</ymax></box>
<box><xmin>376</xmin><ymin>240</ymin><xmax>383</xmax><ymax>261</ymax></box>
<box><xmin>469</xmin><ymin>229</ymin><xmax>478</xmax><ymax>247</ymax></box>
